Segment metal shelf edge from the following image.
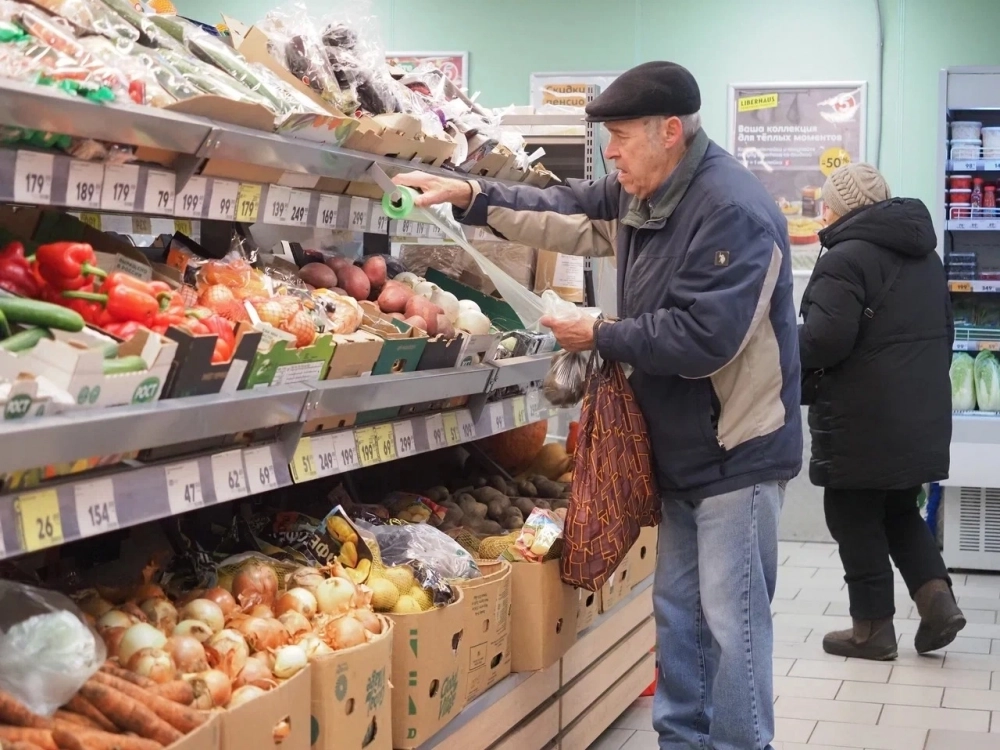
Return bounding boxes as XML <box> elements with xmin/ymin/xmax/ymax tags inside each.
<box><xmin>490</xmin><ymin>353</ymin><xmax>554</xmax><ymax>389</ymax></box>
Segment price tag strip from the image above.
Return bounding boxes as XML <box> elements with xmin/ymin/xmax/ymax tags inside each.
<box><xmin>74</xmin><ymin>478</ymin><xmax>118</xmax><ymax>537</ymax></box>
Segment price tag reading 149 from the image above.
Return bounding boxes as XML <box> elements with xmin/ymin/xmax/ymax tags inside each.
<box><xmin>15</xmin><ymin>489</ymin><xmax>62</xmax><ymax>552</ymax></box>
<box><xmin>165</xmin><ymin>461</ymin><xmax>203</xmax><ymax>515</ymax></box>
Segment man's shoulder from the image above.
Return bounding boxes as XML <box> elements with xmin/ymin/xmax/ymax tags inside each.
<box><xmin>692</xmin><ymin>143</ymin><xmax>787</xmax><ymax>236</ymax></box>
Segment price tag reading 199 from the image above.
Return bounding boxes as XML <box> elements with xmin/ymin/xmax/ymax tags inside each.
<box><xmin>175</xmin><ymin>176</ymin><xmax>208</xmax><ymax>218</ymax></box>
<box><xmin>354</xmin><ymin>426</ymin><xmax>381</xmax><ymax>467</ymax></box>
<box><xmin>165</xmin><ymin>461</ymin><xmax>203</xmax><ymax>515</ymax></box>
<box><xmin>333</xmin><ymin>432</ymin><xmax>360</xmax><ymax>471</ymax></box>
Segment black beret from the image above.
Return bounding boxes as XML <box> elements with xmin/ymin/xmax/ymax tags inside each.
<box><xmin>585</xmin><ymin>61</ymin><xmax>701</xmax><ymax>123</ymax></box>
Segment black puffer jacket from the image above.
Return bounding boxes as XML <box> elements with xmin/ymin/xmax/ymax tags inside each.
<box><xmin>799</xmin><ymin>198</ymin><xmax>953</xmax><ymax>489</ymax></box>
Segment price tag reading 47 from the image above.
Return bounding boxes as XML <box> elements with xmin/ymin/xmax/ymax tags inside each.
<box><xmin>15</xmin><ymin>489</ymin><xmax>62</xmax><ymax>552</ymax></box>
<box><xmin>165</xmin><ymin>462</ymin><xmax>203</xmax><ymax>515</ymax></box>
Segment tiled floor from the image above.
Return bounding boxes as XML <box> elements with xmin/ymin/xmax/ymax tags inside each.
<box><xmin>590</xmin><ymin>541</ymin><xmax>1000</xmax><ymax>750</ymax></box>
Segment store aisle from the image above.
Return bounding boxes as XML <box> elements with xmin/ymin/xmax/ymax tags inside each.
<box><xmin>591</xmin><ymin>542</ymin><xmax>1000</xmax><ymax>750</ymax></box>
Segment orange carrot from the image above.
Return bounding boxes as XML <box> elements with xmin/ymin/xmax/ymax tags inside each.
<box><xmin>52</xmin><ymin>728</ymin><xmax>162</xmax><ymax>750</ymax></box>
<box><xmin>88</xmin><ymin>673</ymin><xmax>206</xmax><ymax>734</ymax></box>
<box><xmin>62</xmin><ymin>697</ymin><xmax>116</xmax><ymax>734</ymax></box>
<box><xmin>77</xmin><ymin>683</ymin><xmax>180</xmax><ymax>746</ymax></box>
<box><xmin>5</xmin><ymin>741</ymin><xmax>49</xmax><ymax>750</ymax></box>
<box><xmin>53</xmin><ymin>712</ymin><xmax>100</xmax><ymax>731</ymax></box>
<box><xmin>99</xmin><ymin>665</ymin><xmax>156</xmax><ymax>691</ymax></box>
<box><xmin>0</xmin><ymin>728</ymin><xmax>57</xmax><ymax>750</ymax></box>
<box><xmin>0</xmin><ymin>693</ymin><xmax>52</xmax><ymax>729</ymax></box>
<box><xmin>146</xmin><ymin>682</ymin><xmax>192</xmax><ymax>706</ymax></box>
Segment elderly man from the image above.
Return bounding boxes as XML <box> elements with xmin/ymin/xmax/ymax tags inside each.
<box><xmin>396</xmin><ymin>61</ymin><xmax>802</xmax><ymax>750</ymax></box>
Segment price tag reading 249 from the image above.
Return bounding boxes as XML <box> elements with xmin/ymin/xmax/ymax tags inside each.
<box><xmin>15</xmin><ymin>489</ymin><xmax>62</xmax><ymax>552</ymax></box>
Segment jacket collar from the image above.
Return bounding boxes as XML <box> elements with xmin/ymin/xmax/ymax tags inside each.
<box><xmin>623</xmin><ymin>128</ymin><xmax>710</xmax><ymax>229</ymax></box>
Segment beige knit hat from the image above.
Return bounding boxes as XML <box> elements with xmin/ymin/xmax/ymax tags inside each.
<box><xmin>821</xmin><ymin>163</ymin><xmax>891</xmax><ymax>218</ymax></box>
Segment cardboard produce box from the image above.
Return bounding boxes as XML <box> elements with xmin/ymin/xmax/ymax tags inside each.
<box><xmin>245</xmin><ymin>332</ymin><xmax>336</xmax><ymax>389</ymax></box>
<box><xmin>311</xmin><ymin>619</ymin><xmax>393</xmax><ymax>750</ymax></box>
<box><xmin>355</xmin><ymin>305</ymin><xmax>427</xmax><ymax>425</ymax></box>
<box><xmin>628</xmin><ymin>526</ymin><xmax>658</xmax><ymax>588</ymax></box>
<box><xmin>455</xmin><ymin>560</ymin><xmax>512</xmax><ymax>702</ymax></box>
<box><xmin>221</xmin><ymin>667</ymin><xmax>311</xmax><ymax>750</ymax></box>
<box><xmin>169</xmin><ymin>713</ymin><xmax>221</xmax><ymax>750</ymax></box>
<box><xmin>598</xmin><ymin>554</ymin><xmax>634</xmax><ymax>614</ymax></box>
<box><xmin>510</xmin><ymin>560</ymin><xmax>578</xmax><ymax>672</ymax></box>
<box><xmin>161</xmin><ymin>322</ymin><xmax>261</xmax><ymax>399</ymax></box>
<box><xmin>388</xmin><ymin>590</ymin><xmax>469</xmax><ymax>749</ymax></box>
<box><xmin>534</xmin><ymin>250</ymin><xmax>586</xmax><ymax>304</ymax></box>
<box><xmin>302</xmin><ymin>331</ymin><xmax>385</xmax><ymax>433</ymax></box>
<box><xmin>577</xmin><ymin>587</ymin><xmax>599</xmax><ymax>634</ymax></box>
<box><xmin>0</xmin><ymin>374</ymin><xmax>74</xmax><ymax>420</ymax></box>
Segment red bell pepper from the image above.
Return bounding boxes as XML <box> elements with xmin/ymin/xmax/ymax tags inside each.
<box><xmin>63</xmin><ymin>286</ymin><xmax>161</xmax><ymax>325</ymax></box>
<box><xmin>35</xmin><ymin>242</ymin><xmax>106</xmax><ymax>291</ymax></box>
<box><xmin>103</xmin><ymin>320</ymin><xmax>144</xmax><ymax>340</ymax></box>
<box><xmin>212</xmin><ymin>336</ymin><xmax>232</xmax><ymax>363</ymax></box>
<box><xmin>62</xmin><ymin>293</ymin><xmax>103</xmax><ymax>325</ymax></box>
<box><xmin>0</xmin><ymin>242</ymin><xmax>41</xmax><ymax>298</ymax></box>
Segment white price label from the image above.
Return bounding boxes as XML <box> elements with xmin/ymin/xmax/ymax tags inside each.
<box><xmin>317</xmin><ymin>194</ymin><xmax>340</xmax><ymax>229</ymax></box>
<box><xmin>208</xmin><ymin>179</ymin><xmax>239</xmax><ymax>221</ymax></box>
<box><xmin>401</xmin><ymin>219</ymin><xmax>416</xmax><ymax>236</ymax></box>
<box><xmin>176</xmin><ymin>176</ymin><xmax>207</xmax><ymax>218</ymax></box>
<box><xmin>74</xmin><ymin>479</ymin><xmax>118</xmax><ymax>537</ymax></box>
<box><xmin>265</xmin><ymin>185</ymin><xmax>292</xmax><ymax>224</ymax></box>
<box><xmin>393</xmin><ymin>421</ymin><xmax>417</xmax><ymax>458</ymax></box>
<box><xmin>333</xmin><ymin>432</ymin><xmax>360</xmax><ymax>471</ymax></box>
<box><xmin>527</xmin><ymin>390</ymin><xmax>542</xmax><ymax>421</ymax></box>
<box><xmin>211</xmin><ymin>449</ymin><xmax>247</xmax><ymax>503</ymax></box>
<box><xmin>312</xmin><ymin>434</ymin><xmax>339</xmax><ymax>476</ymax></box>
<box><xmin>244</xmin><ymin>446</ymin><xmax>279</xmax><ymax>493</ymax></box>
<box><xmin>102</xmin><ymin>163</ymin><xmax>139</xmax><ymax>212</ymax></box>
<box><xmin>66</xmin><ymin>160</ymin><xmax>103</xmax><ymax>209</ymax></box>
<box><xmin>985</xmin><ymin>160</ymin><xmax>1000</xmax><ymax>172</ymax></box>
<box><xmin>490</xmin><ymin>402</ymin><xmax>506</xmax><ymax>433</ymax></box>
<box><xmin>145</xmin><ymin>169</ymin><xmax>175</xmax><ymax>214</ymax></box>
<box><xmin>165</xmin><ymin>462</ymin><xmax>203</xmax><ymax>514</ymax></box>
<box><xmin>368</xmin><ymin>205</ymin><xmax>389</xmax><ymax>233</ymax></box>
<box><xmin>349</xmin><ymin>196</ymin><xmax>369</xmax><ymax>231</ymax></box>
<box><xmin>287</xmin><ymin>190</ymin><xmax>310</xmax><ymax>226</ymax></box>
<box><xmin>426</xmin><ymin>414</ymin><xmax>447</xmax><ymax>450</ymax></box>
<box><xmin>457</xmin><ymin>409</ymin><xmax>477</xmax><ymax>442</ymax></box>
<box><xmin>14</xmin><ymin>151</ymin><xmax>53</xmax><ymax>204</ymax></box>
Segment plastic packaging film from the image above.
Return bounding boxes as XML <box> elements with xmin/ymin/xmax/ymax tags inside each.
<box><xmin>381</xmin><ymin>185</ymin><xmax>550</xmax><ymax>329</ymax></box>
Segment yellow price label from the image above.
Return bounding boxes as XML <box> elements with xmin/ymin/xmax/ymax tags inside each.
<box><xmin>173</xmin><ymin>219</ymin><xmax>193</xmax><ymax>236</ymax></box>
<box><xmin>355</xmin><ymin>426</ymin><xmax>382</xmax><ymax>467</ymax></box>
<box><xmin>131</xmin><ymin>216</ymin><xmax>152</xmax><ymax>235</ymax></box>
<box><xmin>512</xmin><ymin>397</ymin><xmax>528</xmax><ymax>428</ymax></box>
<box><xmin>15</xmin><ymin>489</ymin><xmax>63</xmax><ymax>552</ymax></box>
<box><xmin>819</xmin><ymin>147</ymin><xmax>852</xmax><ymax>177</ymax></box>
<box><xmin>290</xmin><ymin>437</ymin><xmax>317</xmax><ymax>483</ymax></box>
<box><xmin>950</xmin><ymin>281</ymin><xmax>973</xmax><ymax>293</ymax></box>
<box><xmin>443</xmin><ymin>412</ymin><xmax>461</xmax><ymax>446</ymax></box>
<box><xmin>235</xmin><ymin>184</ymin><xmax>262</xmax><ymax>223</ymax></box>
<box><xmin>78</xmin><ymin>212</ymin><xmax>101</xmax><ymax>230</ymax></box>
<box><xmin>980</xmin><ymin>341</ymin><xmax>1000</xmax><ymax>352</ymax></box>
<box><xmin>374</xmin><ymin>425</ymin><xmax>396</xmax><ymax>462</ymax></box>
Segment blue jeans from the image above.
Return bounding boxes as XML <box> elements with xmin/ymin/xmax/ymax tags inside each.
<box><xmin>653</xmin><ymin>481</ymin><xmax>783</xmax><ymax>750</ymax></box>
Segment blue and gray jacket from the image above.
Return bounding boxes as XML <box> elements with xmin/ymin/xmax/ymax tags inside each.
<box><xmin>463</xmin><ymin>129</ymin><xmax>802</xmax><ymax>501</ymax></box>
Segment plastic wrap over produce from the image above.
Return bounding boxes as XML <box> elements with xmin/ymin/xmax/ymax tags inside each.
<box><xmin>398</xmin><ymin>241</ymin><xmax>537</xmax><ymax>293</ymax></box>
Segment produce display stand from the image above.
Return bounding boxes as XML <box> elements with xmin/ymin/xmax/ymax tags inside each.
<box><xmin>0</xmin><ymin>71</ymin><xmax>657</xmax><ymax>749</ymax></box>
<box><xmin>939</xmin><ymin>67</ymin><xmax>1000</xmax><ymax>571</ymax></box>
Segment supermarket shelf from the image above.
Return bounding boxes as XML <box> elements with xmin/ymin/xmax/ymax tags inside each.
<box><xmin>947</xmin><ymin>219</ymin><xmax>1000</xmax><ymax>231</ymax></box>
<box><xmin>490</xmin><ymin>352</ymin><xmax>556</xmax><ymax>389</ymax></box>
<box><xmin>947</xmin><ymin>412</ymin><xmax>1000</xmax><ymax>487</ymax></box>
<box><xmin>0</xmin><ymin>384</ymin><xmax>311</xmax><ymax>475</ymax></box>
<box><xmin>948</xmin><ymin>279</ymin><xmax>1000</xmax><ymax>292</ymax></box>
<box><xmin>948</xmin><ymin>158</ymin><xmax>1000</xmax><ymax>172</ymax></box>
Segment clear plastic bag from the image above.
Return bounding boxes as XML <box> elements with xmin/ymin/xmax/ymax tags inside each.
<box><xmin>541</xmin><ymin>290</ymin><xmax>589</xmax><ymax>406</ymax></box>
<box><xmin>0</xmin><ymin>581</ymin><xmax>106</xmax><ymax>716</ymax></box>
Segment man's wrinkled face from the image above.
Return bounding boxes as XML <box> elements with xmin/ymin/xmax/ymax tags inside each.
<box><xmin>603</xmin><ymin>117</ymin><xmax>682</xmax><ymax>199</ymax></box>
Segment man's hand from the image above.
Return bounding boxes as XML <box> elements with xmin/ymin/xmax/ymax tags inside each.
<box><xmin>541</xmin><ymin>314</ymin><xmax>598</xmax><ymax>352</ymax></box>
<box><xmin>392</xmin><ymin>172</ymin><xmax>475</xmax><ymax>210</ymax></box>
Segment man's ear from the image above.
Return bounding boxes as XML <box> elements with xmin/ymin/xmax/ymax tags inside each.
<box><xmin>663</xmin><ymin>116</ymin><xmax>684</xmax><ymax>149</ymax></box>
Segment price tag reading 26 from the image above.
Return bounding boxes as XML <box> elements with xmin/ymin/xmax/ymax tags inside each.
<box><xmin>16</xmin><ymin>489</ymin><xmax>62</xmax><ymax>552</ymax></box>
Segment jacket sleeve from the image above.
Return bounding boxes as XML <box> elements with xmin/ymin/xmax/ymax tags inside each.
<box><xmin>798</xmin><ymin>250</ymin><xmax>866</xmax><ymax>371</ymax></box>
<box><xmin>595</xmin><ymin>203</ymin><xmax>783</xmax><ymax>378</ymax></box>
<box><xmin>458</xmin><ymin>175</ymin><xmax>620</xmax><ymax>257</ymax></box>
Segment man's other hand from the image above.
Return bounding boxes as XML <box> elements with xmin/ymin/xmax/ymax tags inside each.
<box><xmin>541</xmin><ymin>314</ymin><xmax>598</xmax><ymax>352</ymax></box>
<box><xmin>392</xmin><ymin>172</ymin><xmax>475</xmax><ymax>210</ymax></box>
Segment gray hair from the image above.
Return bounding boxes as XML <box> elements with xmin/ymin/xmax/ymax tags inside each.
<box><xmin>646</xmin><ymin>112</ymin><xmax>702</xmax><ymax>145</ymax></box>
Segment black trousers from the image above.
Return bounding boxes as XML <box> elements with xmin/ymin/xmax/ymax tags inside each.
<box><xmin>824</xmin><ymin>487</ymin><xmax>951</xmax><ymax>620</ymax></box>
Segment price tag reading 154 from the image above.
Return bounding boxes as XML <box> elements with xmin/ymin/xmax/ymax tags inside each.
<box><xmin>75</xmin><ymin>478</ymin><xmax>118</xmax><ymax>538</ymax></box>
<box><xmin>16</xmin><ymin>489</ymin><xmax>62</xmax><ymax>552</ymax></box>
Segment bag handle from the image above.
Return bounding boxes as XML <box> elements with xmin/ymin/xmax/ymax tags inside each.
<box><xmin>859</xmin><ymin>258</ymin><xmax>904</xmax><ymax>337</ymax></box>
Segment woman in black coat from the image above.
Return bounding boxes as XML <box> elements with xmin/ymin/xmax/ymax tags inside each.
<box><xmin>799</xmin><ymin>163</ymin><xmax>962</xmax><ymax>661</ymax></box>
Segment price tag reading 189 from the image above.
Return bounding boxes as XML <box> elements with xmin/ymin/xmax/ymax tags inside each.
<box><xmin>354</xmin><ymin>426</ymin><xmax>381</xmax><ymax>467</ymax></box>
<box><xmin>67</xmin><ymin>160</ymin><xmax>104</xmax><ymax>209</ymax></box>
<box><xmin>211</xmin><ymin>449</ymin><xmax>247</xmax><ymax>503</ymax></box>
<box><xmin>16</xmin><ymin>489</ymin><xmax>62</xmax><ymax>552</ymax></box>
<box><xmin>244</xmin><ymin>446</ymin><xmax>278</xmax><ymax>493</ymax></box>
<box><xmin>75</xmin><ymin>478</ymin><xmax>118</xmax><ymax>538</ymax></box>
<box><xmin>165</xmin><ymin>461</ymin><xmax>203</xmax><ymax>515</ymax></box>
<box><xmin>393</xmin><ymin>421</ymin><xmax>416</xmax><ymax>458</ymax></box>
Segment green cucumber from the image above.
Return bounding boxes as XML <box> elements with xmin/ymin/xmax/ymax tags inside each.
<box><xmin>101</xmin><ymin>341</ymin><xmax>120</xmax><ymax>359</ymax></box>
<box><xmin>0</xmin><ymin>309</ymin><xmax>8</xmax><ymax>340</ymax></box>
<box><xmin>102</xmin><ymin>355</ymin><xmax>147</xmax><ymax>375</ymax></box>
<box><xmin>0</xmin><ymin>297</ymin><xmax>84</xmax><ymax>332</ymax></box>
<box><xmin>0</xmin><ymin>326</ymin><xmax>51</xmax><ymax>352</ymax></box>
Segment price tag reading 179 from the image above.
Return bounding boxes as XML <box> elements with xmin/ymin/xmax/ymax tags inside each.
<box><xmin>101</xmin><ymin>163</ymin><xmax>139</xmax><ymax>212</ymax></box>
<box><xmin>211</xmin><ymin>449</ymin><xmax>247</xmax><ymax>503</ymax></box>
<box><xmin>14</xmin><ymin>151</ymin><xmax>54</xmax><ymax>205</ymax></box>
<box><xmin>244</xmin><ymin>446</ymin><xmax>279</xmax><ymax>493</ymax></box>
<box><xmin>15</xmin><ymin>489</ymin><xmax>62</xmax><ymax>552</ymax></box>
<box><xmin>165</xmin><ymin>461</ymin><xmax>203</xmax><ymax>515</ymax></box>
<box><xmin>235</xmin><ymin>183</ymin><xmax>262</xmax><ymax>223</ymax></box>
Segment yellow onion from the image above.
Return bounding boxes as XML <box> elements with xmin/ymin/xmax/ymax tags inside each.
<box><xmin>96</xmin><ymin>609</ymin><xmax>135</xmax><ymax>633</ymax></box>
<box><xmin>286</xmin><ymin>566</ymin><xmax>325</xmax><ymax>592</ymax></box>
<box><xmin>248</xmin><ymin>604</ymin><xmax>274</xmax><ymax>619</ymax></box>
<box><xmin>228</xmin><ymin>685</ymin><xmax>266</xmax><ymax>709</ymax></box>
<box><xmin>179</xmin><ymin>599</ymin><xmax>225</xmax><ymax>633</ymax></box>
<box><xmin>134</xmin><ymin>582</ymin><xmax>166</xmax><ymax>601</ymax></box>
<box><xmin>275</xmin><ymin>588</ymin><xmax>317</xmax><ymax>619</ymax></box>
<box><xmin>353</xmin><ymin>608</ymin><xmax>382</xmax><ymax>636</ymax></box>
<box><xmin>206</xmin><ymin>629</ymin><xmax>249</xmax><ymax>679</ymax></box>
<box><xmin>174</xmin><ymin>619</ymin><xmax>213</xmax><ymax>643</ymax></box>
<box><xmin>298</xmin><ymin>635</ymin><xmax>334</xmax><ymax>662</ymax></box>
<box><xmin>234</xmin><ymin>658</ymin><xmax>278</xmax><ymax>690</ymax></box>
<box><xmin>231</xmin><ymin>616</ymin><xmax>288</xmax><ymax>653</ymax></box>
<box><xmin>322</xmin><ymin>615</ymin><xmax>367</xmax><ymax>650</ymax></box>
<box><xmin>77</xmin><ymin>591</ymin><xmax>115</xmax><ymax>619</ymax></box>
<box><xmin>165</xmin><ymin>635</ymin><xmax>208</xmax><ymax>673</ymax></box>
<box><xmin>127</xmin><ymin>647</ymin><xmax>176</xmax><ymax>683</ymax></box>
<box><xmin>314</xmin><ymin>578</ymin><xmax>356</xmax><ymax>617</ymax></box>
<box><xmin>202</xmin><ymin>587</ymin><xmax>238</xmax><ymax>616</ymax></box>
<box><xmin>186</xmin><ymin>669</ymin><xmax>232</xmax><ymax>709</ymax></box>
<box><xmin>278</xmin><ymin>611</ymin><xmax>311</xmax><ymax>639</ymax></box>
<box><xmin>272</xmin><ymin>644</ymin><xmax>307</xmax><ymax>679</ymax></box>
<box><xmin>232</xmin><ymin>561</ymin><xmax>278</xmax><ymax>610</ymax></box>
<box><xmin>119</xmin><ymin>622</ymin><xmax>167</xmax><ymax>666</ymax></box>
<box><xmin>139</xmin><ymin>598</ymin><xmax>178</xmax><ymax>635</ymax></box>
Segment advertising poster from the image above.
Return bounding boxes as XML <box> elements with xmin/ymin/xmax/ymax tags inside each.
<box><xmin>727</xmin><ymin>83</ymin><xmax>867</xmax><ymax>272</ymax></box>
<box><xmin>386</xmin><ymin>52</ymin><xmax>468</xmax><ymax>90</ymax></box>
<box><xmin>529</xmin><ymin>72</ymin><xmax>622</xmax><ymax>108</ymax></box>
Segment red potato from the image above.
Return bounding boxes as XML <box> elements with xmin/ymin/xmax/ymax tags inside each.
<box><xmin>360</xmin><ymin>256</ymin><xmax>387</xmax><ymax>291</ymax></box>
<box><xmin>338</xmin><ymin>265</ymin><xmax>371</xmax><ymax>302</ymax></box>
<box><xmin>403</xmin><ymin>315</ymin><xmax>427</xmax><ymax>332</ymax></box>
<box><xmin>404</xmin><ymin>296</ymin><xmax>442</xmax><ymax>325</ymax></box>
<box><xmin>298</xmin><ymin>263</ymin><xmax>338</xmax><ymax>289</ymax></box>
<box><xmin>377</xmin><ymin>281</ymin><xmax>414</xmax><ymax>314</ymax></box>
<box><xmin>389</xmin><ymin>313</ymin><xmax>406</xmax><ymax>321</ymax></box>
<box><xmin>325</xmin><ymin>255</ymin><xmax>352</xmax><ymax>275</ymax></box>
<box><xmin>436</xmin><ymin>314</ymin><xmax>455</xmax><ymax>339</ymax></box>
